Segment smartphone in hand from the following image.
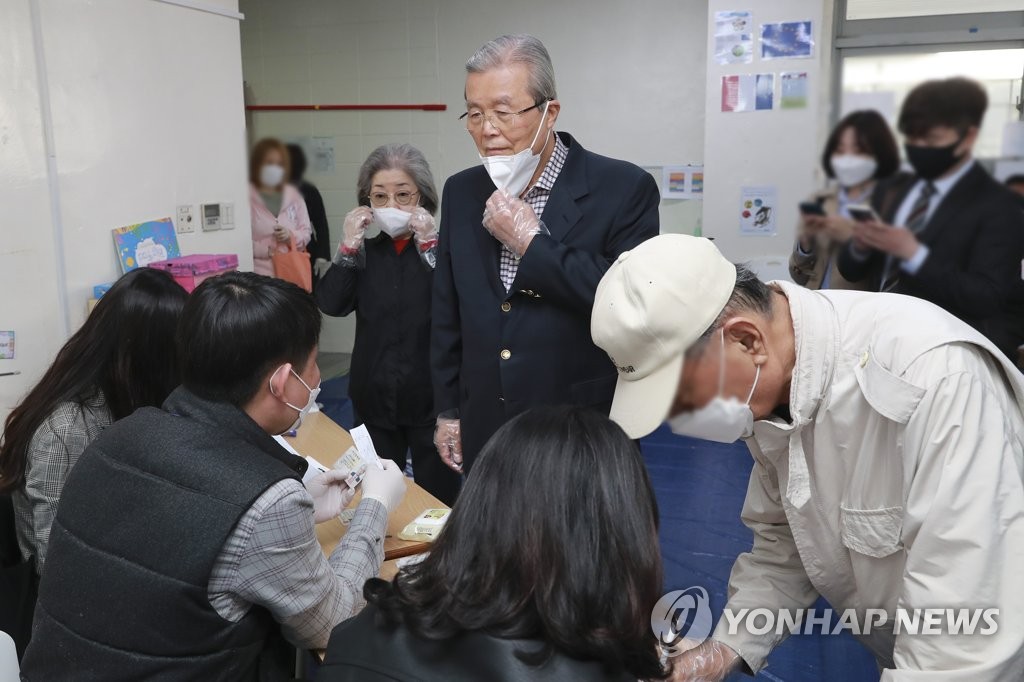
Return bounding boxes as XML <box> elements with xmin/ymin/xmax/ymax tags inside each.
<box><xmin>799</xmin><ymin>201</ymin><xmax>826</xmax><ymax>217</ymax></box>
<box><xmin>847</xmin><ymin>204</ymin><xmax>880</xmax><ymax>223</ymax></box>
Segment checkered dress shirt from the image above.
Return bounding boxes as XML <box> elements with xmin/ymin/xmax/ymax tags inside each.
<box><xmin>498</xmin><ymin>134</ymin><xmax>569</xmax><ymax>291</ymax></box>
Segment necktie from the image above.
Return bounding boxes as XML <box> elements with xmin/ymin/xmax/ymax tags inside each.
<box><xmin>880</xmin><ymin>182</ymin><xmax>936</xmax><ymax>292</ymax></box>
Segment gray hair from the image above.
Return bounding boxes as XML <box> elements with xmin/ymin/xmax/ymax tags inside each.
<box><xmin>686</xmin><ymin>264</ymin><xmax>774</xmax><ymax>358</ymax></box>
<box><xmin>357</xmin><ymin>143</ymin><xmax>439</xmax><ymax>216</ymax></box>
<box><xmin>465</xmin><ymin>34</ymin><xmax>558</xmax><ymax>103</ymax></box>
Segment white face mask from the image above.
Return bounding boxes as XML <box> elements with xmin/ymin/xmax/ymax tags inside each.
<box><xmin>478</xmin><ymin>100</ymin><xmax>550</xmax><ymax>198</ymax></box>
<box><xmin>668</xmin><ymin>330</ymin><xmax>761</xmax><ymax>443</ymax></box>
<box><xmin>260</xmin><ymin>163</ymin><xmax>286</xmax><ymax>188</ymax></box>
<box><xmin>271</xmin><ymin>366</ymin><xmax>321</xmax><ymax>434</ymax></box>
<box><xmin>830</xmin><ymin>154</ymin><xmax>877</xmax><ymax>188</ymax></box>
<box><xmin>374</xmin><ymin>207</ymin><xmax>412</xmax><ymax>238</ymax></box>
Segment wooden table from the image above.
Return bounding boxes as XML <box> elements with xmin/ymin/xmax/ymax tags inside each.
<box><xmin>284</xmin><ymin>411</ymin><xmax>447</xmax><ymax>565</ymax></box>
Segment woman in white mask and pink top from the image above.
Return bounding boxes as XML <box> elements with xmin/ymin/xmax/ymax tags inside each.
<box><xmin>315</xmin><ymin>144</ymin><xmax>461</xmax><ymax>506</ymax></box>
<box><xmin>789</xmin><ymin>110</ymin><xmax>903</xmax><ymax>290</ymax></box>
<box><xmin>249</xmin><ymin>137</ymin><xmax>312</xmax><ymax>278</ymax></box>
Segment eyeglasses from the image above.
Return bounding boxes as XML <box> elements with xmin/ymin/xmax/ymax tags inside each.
<box><xmin>459</xmin><ymin>99</ymin><xmax>551</xmax><ymax>132</ymax></box>
<box><xmin>368</xmin><ymin>190</ymin><xmax>419</xmax><ymax>207</ymax></box>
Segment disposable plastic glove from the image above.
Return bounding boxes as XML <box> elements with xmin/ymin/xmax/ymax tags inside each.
<box><xmin>481</xmin><ymin>189</ymin><xmax>550</xmax><ymax>257</ymax></box>
<box><xmin>305</xmin><ymin>469</ymin><xmax>358</xmax><ymax>524</ymax></box>
<box><xmin>313</xmin><ymin>258</ymin><xmax>330</xmax><ymax>278</ymax></box>
<box><xmin>361</xmin><ymin>460</ymin><xmax>408</xmax><ymax>515</ymax></box>
<box><xmin>409</xmin><ymin>207</ymin><xmax>439</xmax><ymax>269</ymax></box>
<box><xmin>273</xmin><ymin>224</ymin><xmax>290</xmax><ymax>243</ymax></box>
<box><xmin>668</xmin><ymin>639</ymin><xmax>742</xmax><ymax>681</ymax></box>
<box><xmin>434</xmin><ymin>417</ymin><xmax>463</xmax><ymax>472</ymax></box>
<box><xmin>336</xmin><ymin>206</ymin><xmax>373</xmax><ymax>268</ymax></box>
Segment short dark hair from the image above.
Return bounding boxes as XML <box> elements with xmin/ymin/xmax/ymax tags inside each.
<box><xmin>898</xmin><ymin>77</ymin><xmax>988</xmax><ymax>138</ymax></box>
<box><xmin>689</xmin><ymin>264</ymin><xmax>773</xmax><ymax>356</ymax></box>
<box><xmin>177</xmin><ymin>272</ymin><xmax>321</xmax><ymax>406</ymax></box>
<box><xmin>363</xmin><ymin>406</ymin><xmax>667</xmax><ymax>680</ymax></box>
<box><xmin>1006</xmin><ymin>174</ymin><xmax>1024</xmax><ymax>187</ymax></box>
<box><xmin>822</xmin><ymin>110</ymin><xmax>900</xmax><ymax>180</ymax></box>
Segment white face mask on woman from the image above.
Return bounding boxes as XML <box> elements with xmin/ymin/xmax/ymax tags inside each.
<box><xmin>374</xmin><ymin>207</ymin><xmax>412</xmax><ymax>238</ymax></box>
<box><xmin>667</xmin><ymin>329</ymin><xmax>760</xmax><ymax>443</ymax></box>
<box><xmin>260</xmin><ymin>163</ymin><xmax>286</xmax><ymax>188</ymax></box>
<box><xmin>478</xmin><ymin>100</ymin><xmax>550</xmax><ymax>198</ymax></box>
<box><xmin>830</xmin><ymin>154</ymin><xmax>877</xmax><ymax>189</ymax></box>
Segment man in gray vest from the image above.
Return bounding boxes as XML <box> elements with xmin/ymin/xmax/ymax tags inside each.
<box><xmin>22</xmin><ymin>272</ymin><xmax>407</xmax><ymax>680</ymax></box>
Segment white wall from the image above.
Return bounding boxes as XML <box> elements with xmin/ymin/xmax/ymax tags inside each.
<box><xmin>240</xmin><ymin>0</ymin><xmax>708</xmax><ymax>352</ymax></box>
<box><xmin>702</xmin><ymin>0</ymin><xmax>834</xmax><ymax>273</ymax></box>
<box><xmin>0</xmin><ymin>0</ymin><xmax>254</xmax><ymax>418</ymax></box>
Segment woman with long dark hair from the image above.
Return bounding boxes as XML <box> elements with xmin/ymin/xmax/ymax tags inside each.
<box><xmin>317</xmin><ymin>406</ymin><xmax>668</xmax><ymax>681</ymax></box>
<box><xmin>0</xmin><ymin>267</ymin><xmax>187</xmax><ymax>572</ymax></box>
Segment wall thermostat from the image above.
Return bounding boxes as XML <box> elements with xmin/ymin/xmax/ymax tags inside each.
<box><xmin>200</xmin><ymin>202</ymin><xmax>235</xmax><ymax>231</ymax></box>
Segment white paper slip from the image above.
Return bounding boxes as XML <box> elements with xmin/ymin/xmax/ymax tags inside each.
<box><xmin>350</xmin><ymin>424</ymin><xmax>385</xmax><ymax>470</ymax></box>
<box><xmin>273</xmin><ymin>434</ymin><xmax>302</xmax><ymax>457</ymax></box>
<box><xmin>301</xmin><ymin>455</ymin><xmax>329</xmax><ymax>484</ymax></box>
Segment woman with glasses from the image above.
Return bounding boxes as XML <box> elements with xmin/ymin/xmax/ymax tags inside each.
<box><xmin>316</xmin><ymin>144</ymin><xmax>460</xmax><ymax>504</ymax></box>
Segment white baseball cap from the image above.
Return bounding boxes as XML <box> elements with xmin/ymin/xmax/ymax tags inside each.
<box><xmin>591</xmin><ymin>235</ymin><xmax>737</xmax><ymax>438</ymax></box>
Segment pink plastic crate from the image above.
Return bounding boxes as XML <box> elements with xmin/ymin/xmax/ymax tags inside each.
<box><xmin>147</xmin><ymin>254</ymin><xmax>239</xmax><ymax>293</ymax></box>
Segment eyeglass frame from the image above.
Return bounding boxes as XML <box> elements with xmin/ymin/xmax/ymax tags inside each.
<box><xmin>458</xmin><ymin>98</ymin><xmax>553</xmax><ymax>132</ymax></box>
<box><xmin>365</xmin><ymin>190</ymin><xmax>421</xmax><ymax>207</ymax></box>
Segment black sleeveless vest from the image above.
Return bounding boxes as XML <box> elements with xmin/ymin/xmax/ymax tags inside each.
<box><xmin>21</xmin><ymin>387</ymin><xmax>308</xmax><ymax>681</ymax></box>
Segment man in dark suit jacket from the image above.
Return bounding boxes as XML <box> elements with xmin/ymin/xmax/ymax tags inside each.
<box><xmin>431</xmin><ymin>34</ymin><xmax>659</xmax><ymax>474</ymax></box>
<box><xmin>838</xmin><ymin>77</ymin><xmax>1024</xmax><ymax>361</ymax></box>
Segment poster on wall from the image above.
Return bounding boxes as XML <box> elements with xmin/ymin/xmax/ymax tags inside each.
<box><xmin>760</xmin><ymin>21</ymin><xmax>814</xmax><ymax>60</ymax></box>
<box><xmin>739</xmin><ymin>186</ymin><xmax>778</xmax><ymax>236</ymax></box>
<box><xmin>661</xmin><ymin>165</ymin><xmax>704</xmax><ymax>200</ymax></box>
<box><xmin>721</xmin><ymin>74</ymin><xmax>774</xmax><ymax>112</ymax></box>
<box><xmin>780</xmin><ymin>72</ymin><xmax>809</xmax><ymax>109</ymax></box>
<box><xmin>0</xmin><ymin>331</ymin><xmax>14</xmax><ymax>360</ymax></box>
<box><xmin>713</xmin><ymin>10</ymin><xmax>753</xmax><ymax>65</ymax></box>
<box><xmin>112</xmin><ymin>218</ymin><xmax>180</xmax><ymax>273</ymax></box>
<box><xmin>312</xmin><ymin>136</ymin><xmax>336</xmax><ymax>174</ymax></box>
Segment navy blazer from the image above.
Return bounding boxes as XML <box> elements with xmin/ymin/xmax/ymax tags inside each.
<box><xmin>430</xmin><ymin>132</ymin><xmax>659</xmax><ymax>470</ymax></box>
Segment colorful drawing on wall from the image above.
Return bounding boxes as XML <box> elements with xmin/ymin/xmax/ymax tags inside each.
<box><xmin>661</xmin><ymin>165</ymin><xmax>705</xmax><ymax>200</ymax></box>
<box><xmin>721</xmin><ymin>74</ymin><xmax>774</xmax><ymax>112</ymax></box>
<box><xmin>0</xmin><ymin>331</ymin><xmax>14</xmax><ymax>360</ymax></box>
<box><xmin>112</xmin><ymin>217</ymin><xmax>180</xmax><ymax>273</ymax></box>
<box><xmin>713</xmin><ymin>11</ymin><xmax>753</xmax><ymax>65</ymax></box>
<box><xmin>760</xmin><ymin>21</ymin><xmax>813</xmax><ymax>60</ymax></box>
<box><xmin>739</xmin><ymin>186</ymin><xmax>778</xmax><ymax>236</ymax></box>
<box><xmin>780</xmin><ymin>72</ymin><xmax>810</xmax><ymax>109</ymax></box>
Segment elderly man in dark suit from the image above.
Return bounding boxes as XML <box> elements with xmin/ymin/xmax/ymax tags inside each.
<box><xmin>431</xmin><ymin>34</ymin><xmax>659</xmax><ymax>474</ymax></box>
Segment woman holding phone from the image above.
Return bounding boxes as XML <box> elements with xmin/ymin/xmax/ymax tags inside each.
<box><xmin>789</xmin><ymin>110</ymin><xmax>902</xmax><ymax>290</ymax></box>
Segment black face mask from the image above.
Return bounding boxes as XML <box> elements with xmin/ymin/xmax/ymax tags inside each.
<box><xmin>904</xmin><ymin>138</ymin><xmax>965</xmax><ymax>181</ymax></box>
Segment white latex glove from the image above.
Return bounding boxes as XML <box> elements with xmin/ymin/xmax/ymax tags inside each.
<box><xmin>342</xmin><ymin>206</ymin><xmax>373</xmax><ymax>251</ymax></box>
<box><xmin>360</xmin><ymin>460</ymin><xmax>407</xmax><ymax>515</ymax></box>
<box><xmin>668</xmin><ymin>639</ymin><xmax>742</xmax><ymax>681</ymax></box>
<box><xmin>434</xmin><ymin>417</ymin><xmax>463</xmax><ymax>472</ymax></box>
<box><xmin>273</xmin><ymin>224</ymin><xmax>290</xmax><ymax>243</ymax></box>
<box><xmin>313</xmin><ymin>258</ymin><xmax>330</xmax><ymax>278</ymax></box>
<box><xmin>305</xmin><ymin>469</ymin><xmax>358</xmax><ymax>524</ymax></box>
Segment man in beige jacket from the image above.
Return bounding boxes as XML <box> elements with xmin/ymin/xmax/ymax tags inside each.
<box><xmin>592</xmin><ymin>234</ymin><xmax>1024</xmax><ymax>680</ymax></box>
